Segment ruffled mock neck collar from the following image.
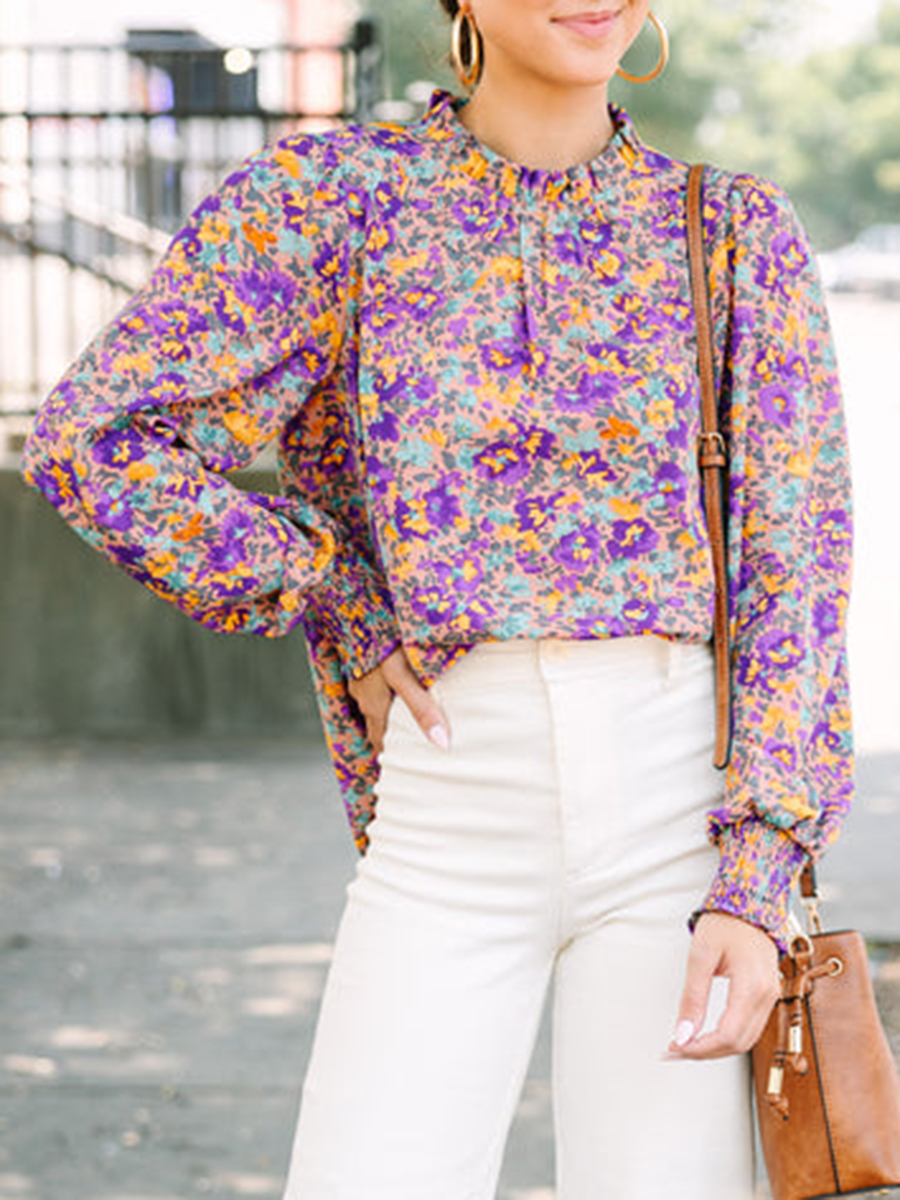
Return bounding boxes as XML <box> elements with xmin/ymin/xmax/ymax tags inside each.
<box><xmin>420</xmin><ymin>86</ymin><xmax>643</xmax><ymax>195</ymax></box>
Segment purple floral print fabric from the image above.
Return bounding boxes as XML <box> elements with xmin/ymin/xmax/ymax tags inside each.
<box><xmin>21</xmin><ymin>87</ymin><xmax>854</xmax><ymax>950</ymax></box>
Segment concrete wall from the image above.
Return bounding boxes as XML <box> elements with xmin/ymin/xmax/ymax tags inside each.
<box><xmin>1</xmin><ymin>468</ymin><xmax>320</xmax><ymax>738</ymax></box>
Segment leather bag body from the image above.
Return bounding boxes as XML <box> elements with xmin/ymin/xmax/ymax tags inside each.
<box><xmin>751</xmin><ymin>929</ymin><xmax>900</xmax><ymax>1200</ymax></box>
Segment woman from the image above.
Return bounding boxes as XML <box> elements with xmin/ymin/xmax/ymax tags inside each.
<box><xmin>21</xmin><ymin>1</ymin><xmax>854</xmax><ymax>1196</ymax></box>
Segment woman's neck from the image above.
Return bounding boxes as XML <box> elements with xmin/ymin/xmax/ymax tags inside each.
<box><xmin>456</xmin><ymin>69</ymin><xmax>614</xmax><ymax>173</ymax></box>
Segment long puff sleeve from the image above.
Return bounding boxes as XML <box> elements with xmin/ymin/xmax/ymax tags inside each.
<box><xmin>20</xmin><ymin>133</ymin><xmax>401</xmax><ymax>677</ymax></box>
<box><xmin>693</xmin><ymin>174</ymin><xmax>855</xmax><ymax>949</ymax></box>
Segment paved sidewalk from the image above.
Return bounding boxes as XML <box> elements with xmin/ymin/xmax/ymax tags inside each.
<box><xmin>1</xmin><ymin>737</ymin><xmax>899</xmax><ymax>1200</ymax></box>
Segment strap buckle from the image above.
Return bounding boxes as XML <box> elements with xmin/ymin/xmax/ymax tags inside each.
<box><xmin>697</xmin><ymin>431</ymin><xmax>728</xmax><ymax>468</ymax></box>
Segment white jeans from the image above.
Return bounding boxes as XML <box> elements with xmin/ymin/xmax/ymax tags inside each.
<box><xmin>282</xmin><ymin>634</ymin><xmax>756</xmax><ymax>1200</ymax></box>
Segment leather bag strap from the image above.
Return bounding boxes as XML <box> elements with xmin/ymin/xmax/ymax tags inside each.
<box><xmin>686</xmin><ymin>164</ymin><xmax>733</xmax><ymax>768</ymax></box>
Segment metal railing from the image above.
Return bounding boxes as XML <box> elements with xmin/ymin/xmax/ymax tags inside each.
<box><xmin>0</xmin><ymin>21</ymin><xmax>383</xmax><ymax>429</ymax></box>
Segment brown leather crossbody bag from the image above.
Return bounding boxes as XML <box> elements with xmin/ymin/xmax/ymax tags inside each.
<box><xmin>687</xmin><ymin>162</ymin><xmax>900</xmax><ymax>1200</ymax></box>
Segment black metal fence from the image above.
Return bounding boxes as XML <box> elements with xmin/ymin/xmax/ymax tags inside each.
<box><xmin>0</xmin><ymin>21</ymin><xmax>382</xmax><ymax>439</ymax></box>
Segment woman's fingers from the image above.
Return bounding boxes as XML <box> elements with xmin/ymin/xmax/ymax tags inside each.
<box><xmin>347</xmin><ymin>646</ymin><xmax>452</xmax><ymax>754</ymax></box>
<box><xmin>667</xmin><ymin>911</ymin><xmax>780</xmax><ymax>1060</ymax></box>
<box><xmin>673</xmin><ymin>975</ymin><xmax>776</xmax><ymax>1059</ymax></box>
<box><xmin>669</xmin><ymin>937</ymin><xmax>718</xmax><ymax>1054</ymax></box>
<box><xmin>381</xmin><ymin>651</ymin><xmax>452</xmax><ymax>751</ymax></box>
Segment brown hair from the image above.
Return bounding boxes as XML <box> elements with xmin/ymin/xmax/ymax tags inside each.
<box><xmin>437</xmin><ymin>0</ymin><xmax>459</xmax><ymax>15</ymax></box>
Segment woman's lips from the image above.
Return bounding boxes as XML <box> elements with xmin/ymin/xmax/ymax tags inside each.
<box><xmin>552</xmin><ymin>10</ymin><xmax>621</xmax><ymax>39</ymax></box>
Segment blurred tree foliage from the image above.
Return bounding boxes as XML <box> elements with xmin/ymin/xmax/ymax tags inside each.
<box><xmin>361</xmin><ymin>0</ymin><xmax>900</xmax><ymax>249</ymax></box>
<box><xmin>711</xmin><ymin>1</ymin><xmax>900</xmax><ymax>247</ymax></box>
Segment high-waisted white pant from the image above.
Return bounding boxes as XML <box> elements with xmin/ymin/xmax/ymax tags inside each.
<box><xmin>282</xmin><ymin>634</ymin><xmax>756</xmax><ymax>1200</ymax></box>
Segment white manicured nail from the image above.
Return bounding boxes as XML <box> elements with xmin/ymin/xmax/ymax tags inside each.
<box><xmin>674</xmin><ymin>1019</ymin><xmax>695</xmax><ymax>1047</ymax></box>
<box><xmin>427</xmin><ymin>724</ymin><xmax>450</xmax><ymax>751</ymax></box>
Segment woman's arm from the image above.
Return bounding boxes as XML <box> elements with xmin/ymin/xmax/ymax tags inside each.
<box><xmin>21</xmin><ymin>132</ymin><xmax>401</xmax><ymax>680</ymax></box>
<box><xmin>692</xmin><ymin>172</ymin><xmax>855</xmax><ymax>953</ymax></box>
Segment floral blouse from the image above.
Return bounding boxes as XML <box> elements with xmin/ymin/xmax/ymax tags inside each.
<box><xmin>21</xmin><ymin>87</ymin><xmax>854</xmax><ymax>949</ymax></box>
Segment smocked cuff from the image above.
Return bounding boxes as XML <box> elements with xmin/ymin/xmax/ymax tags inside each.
<box><xmin>312</xmin><ymin>545</ymin><xmax>403</xmax><ymax>681</ymax></box>
<box><xmin>689</xmin><ymin>820</ymin><xmax>809</xmax><ymax>954</ymax></box>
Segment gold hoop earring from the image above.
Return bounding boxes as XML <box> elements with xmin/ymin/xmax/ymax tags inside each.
<box><xmin>616</xmin><ymin>11</ymin><xmax>669</xmax><ymax>84</ymax></box>
<box><xmin>451</xmin><ymin>7</ymin><xmax>482</xmax><ymax>89</ymax></box>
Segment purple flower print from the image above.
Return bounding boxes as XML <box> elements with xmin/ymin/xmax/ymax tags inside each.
<box><xmin>777</xmin><ymin>350</ymin><xmax>811</xmax><ymax>388</ymax></box>
<box><xmin>621</xmin><ymin>596</ymin><xmax>659</xmax><ymax>630</ymax></box>
<box><xmin>552</xmin><ymin>526</ymin><xmax>601</xmax><ymax>571</ymax></box>
<box><xmin>212</xmin><ymin>290</ymin><xmax>247</xmax><ymax>336</ymax></box>
<box><xmin>655</xmin><ymin>461</ymin><xmax>687</xmax><ymax>506</ymax></box>
<box><xmin>394</xmin><ymin>497</ymin><xmax>431</xmax><ymax>540</ymax></box>
<box><xmin>374</xmin><ymin>368</ymin><xmax>412</xmax><ymax>406</ymax></box>
<box><xmin>91</xmin><ymin>428</ymin><xmax>147</xmax><ymax>469</ymax></box>
<box><xmin>168</xmin><ymin>226</ymin><xmax>203</xmax><ymax>260</ymax></box>
<box><xmin>416</xmin><ymin>559</ymin><xmax>496</xmax><ymax>633</ymax></box>
<box><xmin>756</xmin><ymin>629</ymin><xmax>807</xmax><ymax>675</ymax></box>
<box><xmin>280</xmin><ymin>133</ymin><xmax>318</xmax><ymax>160</ymax></box>
<box><xmin>730</xmin><ymin>304</ymin><xmax>757</xmax><ymax>354</ymax></box>
<box><xmin>563</xmin><ymin>451</ymin><xmax>618</xmax><ymax>484</ymax></box>
<box><xmin>651</xmin><ymin>294</ymin><xmax>693</xmax><ymax>334</ymax></box>
<box><xmin>373</xmin><ymin>180</ymin><xmax>403</xmax><ymax>219</ymax></box>
<box><xmin>291</xmin><ymin>339</ymin><xmax>331</xmax><ymax>383</ymax></box>
<box><xmin>737</xmin><ymin>176</ymin><xmax>781</xmax><ymax>221</ymax></box>
<box><xmin>755</xmin><ymin>232</ymin><xmax>807</xmax><ymax>297</ymax></box>
<box><xmin>234</xmin><ymin>267</ymin><xmax>298</xmax><ymax>314</ymax></box>
<box><xmin>126</xmin><ymin>372</ymin><xmax>190</xmax><ymax>411</ymax></box>
<box><xmin>555</xmin><ymin>366</ymin><xmax>621</xmax><ymax>412</ymax></box>
<box><xmin>475</xmin><ymin>440</ymin><xmax>531</xmax><ymax>485</ymax></box>
<box><xmin>764</xmin><ymin>739</ymin><xmax>798</xmax><ymax>772</ymax></box>
<box><xmin>578</xmin><ymin>216</ymin><xmax>614</xmax><ymax>251</ymax></box>
<box><xmin>401</xmin><ymin>286</ymin><xmax>444</xmax><ymax>321</ymax></box>
<box><xmin>313</xmin><ymin>242</ymin><xmax>348</xmax><ymax>289</ymax></box>
<box><xmin>809</xmin><ymin>715</ymin><xmax>845</xmax><ymax>759</ymax></box>
<box><xmin>362</xmin><ymin>294</ymin><xmax>407</xmax><ymax>333</ymax></box>
<box><xmin>816</xmin><ymin>509</ymin><xmax>852</xmax><ymax>571</ymax></box>
<box><xmin>649</xmin><ymin>187</ymin><xmax>683</xmax><ymax>239</ymax></box>
<box><xmin>408</xmin><ymin>583</ymin><xmax>454</xmax><ymax>627</ymax></box>
<box><xmin>30</xmin><ymin>459</ymin><xmax>80</xmax><ymax>508</ymax></box>
<box><xmin>109</xmin><ymin>542</ymin><xmax>146</xmax><ymax>569</ymax></box>
<box><xmin>745</xmin><ymin>589</ymin><xmax>780</xmax><ymax>627</ymax></box>
<box><xmin>759</xmin><ymin>382</ymin><xmax>797</xmax><ymax>429</ymax></box>
<box><xmin>339</xmin><ymin>182</ymin><xmax>370</xmax><ymax>228</ymax></box>
<box><xmin>93</xmin><ymin>490</ymin><xmax>134</xmax><ymax>532</ymax></box>
<box><xmin>771</xmin><ymin>231</ymin><xmax>808</xmax><ymax>279</ymax></box>
<box><xmin>190</xmin><ymin>191</ymin><xmax>225</xmax><ymax>220</ymax></box>
<box><xmin>155</xmin><ymin>301</ymin><xmax>209</xmax><ymax>340</ymax></box>
<box><xmin>554</xmin><ymin>229</ymin><xmax>584</xmax><ymax>265</ymax></box>
<box><xmin>607</xmin><ymin>518</ymin><xmax>659</xmax><ymax>560</ymax></box>
<box><xmin>424</xmin><ymin>480</ymin><xmax>462</xmax><ymax>528</ymax></box>
<box><xmin>281</xmin><ymin>192</ymin><xmax>312</xmax><ymax>235</ymax></box>
<box><xmin>812</xmin><ymin>598</ymin><xmax>841</xmax><ymax>644</ymax></box>
<box><xmin>364</xmin><ymin>222</ymin><xmax>396</xmax><ymax>264</ymax></box>
<box><xmin>363</xmin><ymin>456</ymin><xmax>395</xmax><ymax>499</ymax></box>
<box><xmin>451</xmin><ymin>195</ymin><xmax>512</xmax><ymax>238</ymax></box>
<box><xmin>514</xmin><ymin>491</ymin><xmax>566</xmax><ymax>533</ymax></box>
<box><xmin>163</xmin><ymin>467</ymin><xmax>206</xmax><ymax>501</ymax></box>
<box><xmin>475</xmin><ymin>426</ymin><xmax>555</xmax><ymax>485</ymax></box>
<box><xmin>480</xmin><ymin>339</ymin><xmax>532</xmax><ymax>375</ymax></box>
<box><xmin>370</xmin><ymin>410</ymin><xmax>401</xmax><ymax>443</ymax></box>
<box><xmin>366</xmin><ymin>125</ymin><xmax>424</xmax><ymax>156</ymax></box>
<box><xmin>207</xmin><ymin>509</ymin><xmax>254</xmax><ymax>573</ymax></box>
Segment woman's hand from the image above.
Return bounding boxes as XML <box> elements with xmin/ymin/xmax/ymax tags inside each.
<box><xmin>668</xmin><ymin>911</ymin><xmax>781</xmax><ymax>1059</ymax></box>
<box><xmin>347</xmin><ymin>646</ymin><xmax>452</xmax><ymax>757</ymax></box>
